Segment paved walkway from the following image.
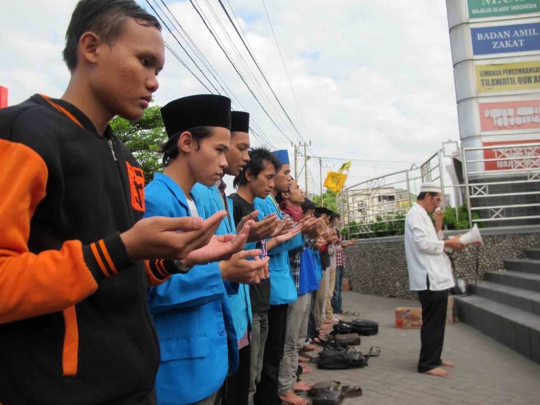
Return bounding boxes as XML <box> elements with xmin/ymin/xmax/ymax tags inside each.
<box><xmin>300</xmin><ymin>292</ymin><xmax>540</xmax><ymax>405</ymax></box>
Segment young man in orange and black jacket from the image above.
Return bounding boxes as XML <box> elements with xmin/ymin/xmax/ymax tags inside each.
<box><xmin>0</xmin><ymin>1</ymin><xmax>234</xmax><ymax>404</ymax></box>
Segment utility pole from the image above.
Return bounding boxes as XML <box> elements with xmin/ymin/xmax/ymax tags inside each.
<box><xmin>319</xmin><ymin>158</ymin><xmax>324</xmax><ymax>207</ymax></box>
<box><xmin>292</xmin><ymin>142</ymin><xmax>298</xmax><ymax>180</ymax></box>
<box><xmin>303</xmin><ymin>141</ymin><xmax>311</xmax><ymax>196</ymax></box>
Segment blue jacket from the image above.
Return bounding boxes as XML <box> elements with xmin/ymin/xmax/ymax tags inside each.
<box><xmin>313</xmin><ymin>250</ymin><xmax>323</xmax><ymax>283</ymax></box>
<box><xmin>192</xmin><ymin>183</ymin><xmax>253</xmax><ymax>343</ymax></box>
<box><xmin>253</xmin><ymin>195</ymin><xmax>303</xmax><ymax>305</ymax></box>
<box><xmin>145</xmin><ymin>174</ymin><xmax>238</xmax><ymax>405</ymax></box>
<box><xmin>299</xmin><ymin>246</ymin><xmax>319</xmax><ymax>295</ymax></box>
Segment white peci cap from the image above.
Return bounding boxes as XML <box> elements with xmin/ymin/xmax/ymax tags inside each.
<box><xmin>419</xmin><ymin>182</ymin><xmax>441</xmax><ymax>194</ymax></box>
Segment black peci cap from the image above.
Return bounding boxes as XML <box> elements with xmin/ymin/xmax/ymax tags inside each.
<box><xmin>161</xmin><ymin>94</ymin><xmax>232</xmax><ymax>138</ymax></box>
<box><xmin>231</xmin><ymin>111</ymin><xmax>250</xmax><ymax>133</ymax></box>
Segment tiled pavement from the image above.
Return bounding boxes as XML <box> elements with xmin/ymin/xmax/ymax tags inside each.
<box><xmin>298</xmin><ymin>292</ymin><xmax>540</xmax><ymax>405</ymax></box>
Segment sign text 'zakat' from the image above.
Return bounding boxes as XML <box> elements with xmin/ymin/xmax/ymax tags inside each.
<box><xmin>472</xmin><ymin>22</ymin><xmax>540</xmax><ymax>55</ymax></box>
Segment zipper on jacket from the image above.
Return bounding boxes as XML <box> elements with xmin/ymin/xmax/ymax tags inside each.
<box><xmin>108</xmin><ymin>139</ymin><xmax>118</xmax><ymax>161</ymax></box>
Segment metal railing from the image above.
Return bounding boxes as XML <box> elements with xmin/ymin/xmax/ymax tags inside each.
<box><xmin>462</xmin><ymin>142</ymin><xmax>540</xmax><ymax>228</ymax></box>
<box><xmin>339</xmin><ymin>142</ymin><xmax>540</xmax><ymax>238</ymax></box>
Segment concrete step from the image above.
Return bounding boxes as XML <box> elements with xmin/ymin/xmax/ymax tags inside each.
<box><xmin>504</xmin><ymin>258</ymin><xmax>540</xmax><ymax>275</ymax></box>
<box><xmin>473</xmin><ymin>281</ymin><xmax>540</xmax><ymax>316</ymax></box>
<box><xmin>455</xmin><ymin>295</ymin><xmax>540</xmax><ymax>364</ymax></box>
<box><xmin>525</xmin><ymin>248</ymin><xmax>540</xmax><ymax>260</ymax></box>
<box><xmin>485</xmin><ymin>271</ymin><xmax>540</xmax><ymax>293</ymax></box>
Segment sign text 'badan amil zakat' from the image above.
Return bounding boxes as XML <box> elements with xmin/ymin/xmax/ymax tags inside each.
<box><xmin>468</xmin><ymin>0</ymin><xmax>540</xmax><ymax>19</ymax></box>
<box><xmin>472</xmin><ymin>22</ymin><xmax>540</xmax><ymax>54</ymax></box>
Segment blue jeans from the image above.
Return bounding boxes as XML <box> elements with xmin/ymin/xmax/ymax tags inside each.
<box><xmin>331</xmin><ymin>266</ymin><xmax>344</xmax><ymax>314</ymax></box>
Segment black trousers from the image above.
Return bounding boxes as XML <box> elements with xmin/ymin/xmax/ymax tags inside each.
<box><xmin>417</xmin><ymin>289</ymin><xmax>449</xmax><ymax>373</ymax></box>
<box><xmin>223</xmin><ymin>343</ymin><xmax>250</xmax><ymax>405</ymax></box>
<box><xmin>254</xmin><ymin>304</ymin><xmax>288</xmax><ymax>405</ymax></box>
<box><xmin>307</xmin><ymin>290</ymin><xmax>318</xmax><ymax>340</ymax></box>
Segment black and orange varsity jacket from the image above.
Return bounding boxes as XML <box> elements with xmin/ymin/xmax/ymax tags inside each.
<box><xmin>0</xmin><ymin>95</ymin><xmax>170</xmax><ymax>405</ymax></box>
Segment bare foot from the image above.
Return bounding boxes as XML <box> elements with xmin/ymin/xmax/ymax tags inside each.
<box><xmin>301</xmin><ymin>365</ymin><xmax>313</xmax><ymax>374</ymax></box>
<box><xmin>441</xmin><ymin>360</ymin><xmax>454</xmax><ymax>367</ymax></box>
<box><xmin>293</xmin><ymin>381</ymin><xmax>312</xmax><ymax>392</ymax></box>
<box><xmin>298</xmin><ymin>356</ymin><xmax>310</xmax><ymax>363</ymax></box>
<box><xmin>425</xmin><ymin>367</ymin><xmax>450</xmax><ymax>377</ymax></box>
<box><xmin>279</xmin><ymin>391</ymin><xmax>308</xmax><ymax>405</ymax></box>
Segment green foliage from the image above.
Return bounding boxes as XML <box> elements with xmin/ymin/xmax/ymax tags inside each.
<box><xmin>110</xmin><ymin>105</ymin><xmax>167</xmax><ymax>184</ymax></box>
<box><xmin>341</xmin><ymin>213</ymin><xmax>406</xmax><ymax>239</ymax></box>
<box><xmin>312</xmin><ymin>189</ymin><xmax>338</xmax><ymax>212</ymax></box>
<box><xmin>442</xmin><ymin>205</ymin><xmax>484</xmax><ymax>230</ymax></box>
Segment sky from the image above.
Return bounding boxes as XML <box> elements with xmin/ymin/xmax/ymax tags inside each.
<box><xmin>0</xmin><ymin>0</ymin><xmax>460</xmax><ymax>196</ymax></box>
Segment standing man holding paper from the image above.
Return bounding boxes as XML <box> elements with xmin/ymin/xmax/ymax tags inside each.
<box><xmin>404</xmin><ymin>182</ymin><xmax>465</xmax><ymax>377</ymax></box>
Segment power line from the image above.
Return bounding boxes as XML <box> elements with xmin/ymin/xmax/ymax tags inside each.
<box><xmin>260</xmin><ymin>0</ymin><xmax>309</xmax><ymax>142</ymax></box>
<box><xmin>219</xmin><ymin>0</ymin><xmax>307</xmax><ymax>143</ymax></box>
<box><xmin>188</xmin><ymin>0</ymin><xmax>296</xmax><ymax>145</ymax></box>
<box><xmin>200</xmin><ymin>0</ymin><xmax>295</xmax><ymax>140</ymax></box>
<box><xmin>146</xmin><ymin>0</ymin><xmax>221</xmax><ymax>93</ymax></box>
<box><xmin>309</xmin><ymin>155</ymin><xmax>418</xmax><ymax>164</ymax></box>
<box><xmin>150</xmin><ymin>0</ymin><xmax>276</xmax><ymax>148</ymax></box>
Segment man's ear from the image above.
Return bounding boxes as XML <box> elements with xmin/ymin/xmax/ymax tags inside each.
<box><xmin>246</xmin><ymin>168</ymin><xmax>258</xmax><ymax>182</ymax></box>
<box><xmin>79</xmin><ymin>31</ymin><xmax>100</xmax><ymax>65</ymax></box>
<box><xmin>178</xmin><ymin>131</ymin><xmax>194</xmax><ymax>153</ymax></box>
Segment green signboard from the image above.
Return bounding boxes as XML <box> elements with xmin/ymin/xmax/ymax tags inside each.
<box><xmin>468</xmin><ymin>0</ymin><xmax>540</xmax><ymax>19</ymax></box>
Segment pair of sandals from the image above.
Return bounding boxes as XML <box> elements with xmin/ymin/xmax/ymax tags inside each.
<box><xmin>308</xmin><ymin>380</ymin><xmax>363</xmax><ymax>399</ymax></box>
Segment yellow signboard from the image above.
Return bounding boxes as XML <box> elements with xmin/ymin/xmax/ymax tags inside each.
<box><xmin>476</xmin><ymin>61</ymin><xmax>540</xmax><ymax>93</ymax></box>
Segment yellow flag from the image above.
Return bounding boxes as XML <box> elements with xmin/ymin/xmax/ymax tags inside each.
<box><xmin>337</xmin><ymin>161</ymin><xmax>352</xmax><ymax>174</ymax></box>
<box><xmin>324</xmin><ymin>172</ymin><xmax>348</xmax><ymax>193</ymax></box>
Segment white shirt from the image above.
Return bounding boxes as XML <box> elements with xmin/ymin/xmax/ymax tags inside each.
<box><xmin>187</xmin><ymin>196</ymin><xmax>199</xmax><ymax>218</ymax></box>
<box><xmin>404</xmin><ymin>203</ymin><xmax>455</xmax><ymax>291</ymax></box>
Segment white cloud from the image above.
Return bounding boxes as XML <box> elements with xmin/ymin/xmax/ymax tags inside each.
<box><xmin>0</xmin><ymin>0</ymin><xmax>460</xmax><ymax>194</ymax></box>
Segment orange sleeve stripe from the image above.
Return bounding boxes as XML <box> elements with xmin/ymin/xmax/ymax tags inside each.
<box><xmin>0</xmin><ymin>140</ymin><xmax>98</xmax><ymax>324</ymax></box>
<box><xmin>98</xmin><ymin>239</ymin><xmax>117</xmax><ymax>275</ymax></box>
<box><xmin>157</xmin><ymin>260</ymin><xmax>169</xmax><ymax>278</ymax></box>
<box><xmin>62</xmin><ymin>306</ymin><xmax>79</xmax><ymax>376</ymax></box>
<box><xmin>90</xmin><ymin>243</ymin><xmax>111</xmax><ymax>278</ymax></box>
<box><xmin>145</xmin><ymin>260</ymin><xmax>169</xmax><ymax>287</ymax></box>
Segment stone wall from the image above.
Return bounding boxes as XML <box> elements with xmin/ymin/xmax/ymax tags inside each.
<box><xmin>344</xmin><ymin>226</ymin><xmax>540</xmax><ymax>300</ymax></box>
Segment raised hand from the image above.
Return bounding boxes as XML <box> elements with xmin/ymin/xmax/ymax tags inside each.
<box><xmin>247</xmin><ymin>213</ymin><xmax>279</xmax><ymax>242</ymax></box>
<box><xmin>300</xmin><ymin>216</ymin><xmax>318</xmax><ymax>238</ymax></box>
<box><xmin>183</xmin><ymin>220</ymin><xmax>253</xmax><ymax>266</ymax></box>
<box><xmin>276</xmin><ymin>224</ymin><xmax>303</xmax><ymax>244</ymax></box>
<box><xmin>121</xmin><ymin>211</ymin><xmax>228</xmax><ymax>261</ymax></box>
<box><xmin>236</xmin><ymin>210</ymin><xmax>259</xmax><ymax>234</ymax></box>
<box><xmin>433</xmin><ymin>209</ymin><xmax>444</xmax><ymax>231</ymax></box>
<box><xmin>219</xmin><ymin>249</ymin><xmax>271</xmax><ymax>284</ymax></box>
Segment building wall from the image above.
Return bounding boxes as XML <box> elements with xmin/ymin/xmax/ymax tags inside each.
<box><xmin>344</xmin><ymin>226</ymin><xmax>540</xmax><ymax>299</ymax></box>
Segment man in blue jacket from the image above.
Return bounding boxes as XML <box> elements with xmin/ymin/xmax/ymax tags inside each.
<box><xmin>144</xmin><ymin>95</ymin><xmax>269</xmax><ymax>405</ymax></box>
<box><xmin>192</xmin><ymin>112</ymin><xmax>279</xmax><ymax>405</ymax></box>
<box><xmin>253</xmin><ymin>150</ymin><xmax>318</xmax><ymax>405</ymax></box>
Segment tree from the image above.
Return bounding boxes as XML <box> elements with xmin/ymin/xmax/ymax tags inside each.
<box><xmin>312</xmin><ymin>189</ymin><xmax>338</xmax><ymax>212</ymax></box>
<box><xmin>110</xmin><ymin>105</ymin><xmax>167</xmax><ymax>184</ymax></box>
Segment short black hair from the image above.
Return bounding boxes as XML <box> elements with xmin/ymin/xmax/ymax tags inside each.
<box><xmin>161</xmin><ymin>126</ymin><xmax>214</xmax><ymax>166</ymax></box>
<box><xmin>275</xmin><ymin>176</ymin><xmax>294</xmax><ymax>204</ymax></box>
<box><xmin>63</xmin><ymin>0</ymin><xmax>161</xmax><ymax>72</ymax></box>
<box><xmin>301</xmin><ymin>198</ymin><xmax>316</xmax><ymax>213</ymax></box>
<box><xmin>233</xmin><ymin>147</ymin><xmax>281</xmax><ymax>188</ymax></box>
<box><xmin>417</xmin><ymin>192</ymin><xmax>439</xmax><ymax>201</ymax></box>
